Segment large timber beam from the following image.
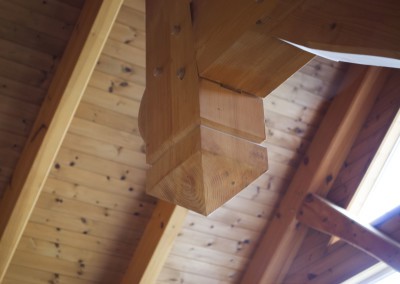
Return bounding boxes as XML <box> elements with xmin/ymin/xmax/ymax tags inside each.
<box><xmin>143</xmin><ymin>0</ymin><xmax>268</xmax><ymax>215</ymax></box>
<box><xmin>192</xmin><ymin>0</ymin><xmax>313</xmax><ymax>97</ymax></box>
<box><xmin>240</xmin><ymin>65</ymin><xmax>390</xmax><ymax>283</ymax></box>
<box><xmin>121</xmin><ymin>202</ymin><xmax>187</xmax><ymax>284</ymax></box>
<box><xmin>192</xmin><ymin>0</ymin><xmax>400</xmax><ymax>97</ymax></box>
<box><xmin>0</xmin><ymin>0</ymin><xmax>123</xmax><ymax>281</ymax></box>
<box><xmin>266</xmin><ymin>0</ymin><xmax>400</xmax><ymax>64</ymax></box>
<box><xmin>298</xmin><ymin>193</ymin><xmax>400</xmax><ymax>271</ymax></box>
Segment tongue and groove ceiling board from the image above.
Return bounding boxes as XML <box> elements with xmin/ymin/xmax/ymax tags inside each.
<box><xmin>0</xmin><ymin>0</ymin><xmax>78</xmax><ymax>197</ymax></box>
<box><xmin>1</xmin><ymin>0</ymin><xmax>400</xmax><ymax>284</ymax></box>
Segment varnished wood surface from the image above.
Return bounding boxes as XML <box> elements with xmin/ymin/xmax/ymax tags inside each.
<box><xmin>0</xmin><ymin>1</ymin><xmax>388</xmax><ymax>283</ymax></box>
<box><xmin>0</xmin><ymin>0</ymin><xmax>123</xmax><ymax>281</ymax></box>
<box><xmin>0</xmin><ymin>0</ymin><xmax>78</xmax><ymax>197</ymax></box>
<box><xmin>298</xmin><ymin>194</ymin><xmax>400</xmax><ymax>271</ymax></box>
<box><xmin>284</xmin><ymin>69</ymin><xmax>400</xmax><ymax>284</ymax></box>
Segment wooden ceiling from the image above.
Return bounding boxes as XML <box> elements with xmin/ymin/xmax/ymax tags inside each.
<box><xmin>0</xmin><ymin>0</ymin><xmax>399</xmax><ymax>283</ymax></box>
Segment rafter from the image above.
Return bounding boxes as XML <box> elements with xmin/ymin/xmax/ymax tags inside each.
<box><xmin>241</xmin><ymin>65</ymin><xmax>390</xmax><ymax>283</ymax></box>
<box><xmin>298</xmin><ymin>193</ymin><xmax>400</xmax><ymax>271</ymax></box>
<box><xmin>0</xmin><ymin>0</ymin><xmax>123</xmax><ymax>281</ymax></box>
<box><xmin>121</xmin><ymin>202</ymin><xmax>188</xmax><ymax>284</ymax></box>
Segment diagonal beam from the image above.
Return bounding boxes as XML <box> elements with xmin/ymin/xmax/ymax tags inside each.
<box><xmin>284</xmin><ymin>206</ymin><xmax>400</xmax><ymax>283</ymax></box>
<box><xmin>121</xmin><ymin>201</ymin><xmax>188</xmax><ymax>284</ymax></box>
<box><xmin>298</xmin><ymin>193</ymin><xmax>400</xmax><ymax>271</ymax></box>
<box><xmin>240</xmin><ymin>65</ymin><xmax>390</xmax><ymax>284</ymax></box>
<box><xmin>0</xmin><ymin>0</ymin><xmax>123</xmax><ymax>281</ymax></box>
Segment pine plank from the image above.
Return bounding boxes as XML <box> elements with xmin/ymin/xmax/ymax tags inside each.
<box><xmin>110</xmin><ymin>22</ymin><xmax>146</xmax><ymax>50</ymax></box>
<box><xmin>12</xmin><ymin>250</ymin><xmax>124</xmax><ymax>282</ymax></box>
<box><xmin>68</xmin><ymin>117</ymin><xmax>144</xmax><ymax>153</ymax></box>
<box><xmin>0</xmin><ymin>57</ymin><xmax>50</xmax><ymax>89</ymax></box>
<box><xmin>10</xmin><ymin>0</ymin><xmax>81</xmax><ymax>24</ymax></box>
<box><xmin>6</xmin><ymin>264</ymin><xmax>97</xmax><ymax>284</ymax></box>
<box><xmin>0</xmin><ymin>38</ymin><xmax>56</xmax><ymax>72</ymax></box>
<box><xmin>89</xmin><ymin>69</ymin><xmax>145</xmax><ymax>101</ymax></box>
<box><xmin>122</xmin><ymin>0</ymin><xmax>145</xmax><ymax>13</ymax></box>
<box><xmin>102</xmin><ymin>38</ymin><xmax>145</xmax><ymax>68</ymax></box>
<box><xmin>176</xmin><ymin>228</ymin><xmax>253</xmax><ymax>258</ymax></box>
<box><xmin>0</xmin><ymin>0</ymin><xmax>124</xmax><ymax>280</ymax></box>
<box><xmin>17</xmin><ymin>236</ymin><xmax>129</xmax><ymax>273</ymax></box>
<box><xmin>0</xmin><ymin>17</ymin><xmax>66</xmax><ymax>55</ymax></box>
<box><xmin>61</xmin><ymin>132</ymin><xmax>146</xmax><ymax>169</ymax></box>
<box><xmin>0</xmin><ymin>112</ymin><xmax>33</xmax><ymax>136</ymax></box>
<box><xmin>31</xmin><ymin>206</ymin><xmax>141</xmax><ymax>244</ymax></box>
<box><xmin>171</xmin><ymin>242</ymin><xmax>248</xmax><ymax>271</ymax></box>
<box><xmin>264</xmin><ymin>95</ymin><xmax>323</xmax><ymax>126</ymax></box>
<box><xmin>158</xmin><ymin>267</ymin><xmax>227</xmax><ymax>284</ymax></box>
<box><xmin>43</xmin><ymin>177</ymin><xmax>152</xmax><ymax>214</ymax></box>
<box><xmin>55</xmin><ymin>147</ymin><xmax>146</xmax><ymax>185</ymax></box>
<box><xmin>265</xmin><ymin>110</ymin><xmax>318</xmax><ymax>140</ymax></box>
<box><xmin>0</xmin><ymin>94</ymin><xmax>40</xmax><ymax>118</ymax></box>
<box><xmin>48</xmin><ymin>164</ymin><xmax>147</xmax><ymax>199</ymax></box>
<box><xmin>0</xmin><ymin>1</ymin><xmax>74</xmax><ymax>41</ymax></box>
<box><xmin>82</xmin><ymin>85</ymin><xmax>140</xmax><ymax>117</ymax></box>
<box><xmin>116</xmin><ymin>5</ymin><xmax>145</xmax><ymax>32</ymax></box>
<box><xmin>96</xmin><ymin>54</ymin><xmax>146</xmax><ymax>86</ymax></box>
<box><xmin>165</xmin><ymin>254</ymin><xmax>240</xmax><ymax>282</ymax></box>
<box><xmin>75</xmin><ymin>101</ymin><xmax>140</xmax><ymax>134</ymax></box>
<box><xmin>40</xmin><ymin>182</ymin><xmax>152</xmax><ymax>221</ymax></box>
<box><xmin>24</xmin><ymin>222</ymin><xmax>134</xmax><ymax>258</ymax></box>
<box><xmin>0</xmin><ymin>75</ymin><xmax>45</xmax><ymax>105</ymax></box>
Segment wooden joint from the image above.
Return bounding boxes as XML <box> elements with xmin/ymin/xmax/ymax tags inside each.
<box><xmin>298</xmin><ymin>193</ymin><xmax>400</xmax><ymax>271</ymax></box>
<box><xmin>141</xmin><ymin>0</ymin><xmax>268</xmax><ymax>215</ymax></box>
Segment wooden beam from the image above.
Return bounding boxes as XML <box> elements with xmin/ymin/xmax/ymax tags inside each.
<box><xmin>298</xmin><ymin>193</ymin><xmax>400</xmax><ymax>271</ymax></box>
<box><xmin>199</xmin><ymin>33</ymin><xmax>314</xmax><ymax>97</ymax></box>
<box><xmin>143</xmin><ymin>0</ymin><xmax>268</xmax><ymax>215</ymax></box>
<box><xmin>192</xmin><ymin>0</ymin><xmax>285</xmax><ymax>74</ymax></box>
<box><xmin>192</xmin><ymin>0</ymin><xmax>400</xmax><ymax>97</ymax></box>
<box><xmin>193</xmin><ymin>0</ymin><xmax>312</xmax><ymax>96</ymax></box>
<box><xmin>266</xmin><ymin>0</ymin><xmax>400</xmax><ymax>63</ymax></box>
<box><xmin>121</xmin><ymin>201</ymin><xmax>187</xmax><ymax>284</ymax></box>
<box><xmin>284</xmin><ymin>206</ymin><xmax>400</xmax><ymax>283</ymax></box>
<box><xmin>0</xmin><ymin>0</ymin><xmax>123</xmax><ymax>281</ymax></box>
<box><xmin>240</xmin><ymin>65</ymin><xmax>390</xmax><ymax>284</ymax></box>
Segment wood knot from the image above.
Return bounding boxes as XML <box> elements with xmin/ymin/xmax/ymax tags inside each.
<box><xmin>177</xmin><ymin>68</ymin><xmax>185</xmax><ymax>80</ymax></box>
<box><xmin>153</xmin><ymin>67</ymin><xmax>163</xmax><ymax>77</ymax></box>
<box><xmin>171</xmin><ymin>24</ymin><xmax>181</xmax><ymax>35</ymax></box>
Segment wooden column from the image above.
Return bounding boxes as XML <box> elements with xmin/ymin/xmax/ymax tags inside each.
<box><xmin>143</xmin><ymin>0</ymin><xmax>268</xmax><ymax>215</ymax></box>
<box><xmin>298</xmin><ymin>193</ymin><xmax>400</xmax><ymax>271</ymax></box>
<box><xmin>0</xmin><ymin>0</ymin><xmax>123</xmax><ymax>281</ymax></box>
<box><xmin>240</xmin><ymin>65</ymin><xmax>390</xmax><ymax>283</ymax></box>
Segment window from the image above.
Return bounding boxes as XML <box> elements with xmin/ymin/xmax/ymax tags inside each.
<box><xmin>341</xmin><ymin>110</ymin><xmax>400</xmax><ymax>283</ymax></box>
<box><xmin>348</xmin><ymin>110</ymin><xmax>400</xmax><ymax>222</ymax></box>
